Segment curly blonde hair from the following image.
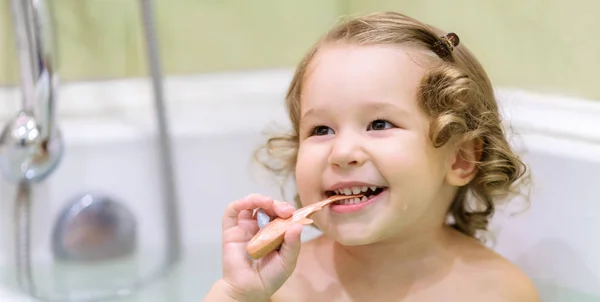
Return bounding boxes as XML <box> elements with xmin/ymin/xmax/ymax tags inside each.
<box><xmin>254</xmin><ymin>12</ymin><xmax>528</xmax><ymax>240</ymax></box>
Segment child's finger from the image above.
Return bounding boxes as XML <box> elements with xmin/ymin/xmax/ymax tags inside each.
<box><xmin>223</xmin><ymin>194</ymin><xmax>274</xmax><ymax>230</ymax></box>
<box><xmin>277</xmin><ymin>223</ymin><xmax>304</xmax><ymax>275</ymax></box>
<box><xmin>273</xmin><ymin>200</ymin><xmax>296</xmax><ymax>217</ymax></box>
<box><xmin>255</xmin><ymin>200</ymin><xmax>295</xmax><ymax>219</ymax></box>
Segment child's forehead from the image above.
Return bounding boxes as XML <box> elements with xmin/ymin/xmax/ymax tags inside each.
<box><xmin>305</xmin><ymin>44</ymin><xmax>426</xmax><ymax>87</ymax></box>
<box><xmin>300</xmin><ymin>43</ymin><xmax>427</xmax><ymax>110</ymax></box>
<box><xmin>310</xmin><ymin>42</ymin><xmax>429</xmax><ymax>69</ymax></box>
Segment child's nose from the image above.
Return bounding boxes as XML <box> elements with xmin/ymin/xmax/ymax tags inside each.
<box><xmin>328</xmin><ymin>136</ymin><xmax>367</xmax><ymax>169</ymax></box>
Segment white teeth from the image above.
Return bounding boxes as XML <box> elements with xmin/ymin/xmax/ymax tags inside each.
<box><xmin>335</xmin><ymin>197</ymin><xmax>362</xmax><ymax>205</ymax></box>
<box><xmin>330</xmin><ymin>185</ymin><xmax>383</xmax><ymax>196</ymax></box>
<box><xmin>360</xmin><ymin>196</ymin><xmax>368</xmax><ymax>202</ymax></box>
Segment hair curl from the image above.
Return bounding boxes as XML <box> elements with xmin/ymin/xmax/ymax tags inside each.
<box><xmin>254</xmin><ymin>12</ymin><xmax>529</xmax><ymax>241</ymax></box>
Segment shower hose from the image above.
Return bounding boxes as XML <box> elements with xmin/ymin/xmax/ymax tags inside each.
<box><xmin>13</xmin><ymin>0</ymin><xmax>181</xmax><ymax>300</ymax></box>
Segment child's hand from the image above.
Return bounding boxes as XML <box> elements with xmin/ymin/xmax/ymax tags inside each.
<box><xmin>219</xmin><ymin>194</ymin><xmax>303</xmax><ymax>301</ymax></box>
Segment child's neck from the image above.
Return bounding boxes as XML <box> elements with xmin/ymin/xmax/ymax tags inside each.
<box><xmin>325</xmin><ymin>225</ymin><xmax>462</xmax><ymax>283</ymax></box>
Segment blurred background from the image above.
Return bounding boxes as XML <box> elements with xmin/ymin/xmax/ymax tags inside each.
<box><xmin>0</xmin><ymin>0</ymin><xmax>599</xmax><ymax>100</ymax></box>
<box><xmin>0</xmin><ymin>1</ymin><xmax>599</xmax><ymax>302</ymax></box>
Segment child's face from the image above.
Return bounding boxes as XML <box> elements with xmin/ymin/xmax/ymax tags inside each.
<box><xmin>294</xmin><ymin>43</ymin><xmax>460</xmax><ymax>245</ymax></box>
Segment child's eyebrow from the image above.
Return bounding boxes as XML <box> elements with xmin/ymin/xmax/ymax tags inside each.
<box><xmin>301</xmin><ymin>102</ymin><xmax>410</xmax><ymax>119</ymax></box>
<box><xmin>365</xmin><ymin>102</ymin><xmax>410</xmax><ymax>115</ymax></box>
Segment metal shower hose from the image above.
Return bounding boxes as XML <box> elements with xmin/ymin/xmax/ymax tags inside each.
<box><xmin>12</xmin><ymin>0</ymin><xmax>181</xmax><ymax>300</ymax></box>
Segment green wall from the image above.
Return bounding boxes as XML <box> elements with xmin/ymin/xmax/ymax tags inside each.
<box><xmin>349</xmin><ymin>0</ymin><xmax>600</xmax><ymax>100</ymax></box>
<box><xmin>0</xmin><ymin>0</ymin><xmax>344</xmax><ymax>83</ymax></box>
<box><xmin>1</xmin><ymin>0</ymin><xmax>598</xmax><ymax>100</ymax></box>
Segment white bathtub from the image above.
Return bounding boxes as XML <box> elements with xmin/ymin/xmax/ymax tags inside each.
<box><xmin>0</xmin><ymin>68</ymin><xmax>599</xmax><ymax>301</ymax></box>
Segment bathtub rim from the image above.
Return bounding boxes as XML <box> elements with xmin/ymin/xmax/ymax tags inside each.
<box><xmin>0</xmin><ymin>68</ymin><xmax>600</xmax><ymax>300</ymax></box>
<box><xmin>0</xmin><ymin>68</ymin><xmax>599</xmax><ymax>162</ymax></box>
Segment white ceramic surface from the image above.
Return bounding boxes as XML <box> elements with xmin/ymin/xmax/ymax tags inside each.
<box><xmin>0</xmin><ymin>69</ymin><xmax>599</xmax><ymax>301</ymax></box>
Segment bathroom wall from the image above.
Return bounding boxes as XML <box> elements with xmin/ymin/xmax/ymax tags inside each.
<box><xmin>348</xmin><ymin>0</ymin><xmax>600</xmax><ymax>101</ymax></box>
<box><xmin>0</xmin><ymin>0</ymin><xmax>344</xmax><ymax>83</ymax></box>
<box><xmin>1</xmin><ymin>0</ymin><xmax>598</xmax><ymax>101</ymax></box>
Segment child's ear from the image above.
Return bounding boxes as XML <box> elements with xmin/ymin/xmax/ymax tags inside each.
<box><xmin>445</xmin><ymin>137</ymin><xmax>483</xmax><ymax>187</ymax></box>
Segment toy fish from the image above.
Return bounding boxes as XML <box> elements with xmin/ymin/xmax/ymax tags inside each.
<box><xmin>246</xmin><ymin>194</ymin><xmax>362</xmax><ymax>260</ymax></box>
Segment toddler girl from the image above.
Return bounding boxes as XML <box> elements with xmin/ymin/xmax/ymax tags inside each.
<box><xmin>204</xmin><ymin>11</ymin><xmax>539</xmax><ymax>302</ymax></box>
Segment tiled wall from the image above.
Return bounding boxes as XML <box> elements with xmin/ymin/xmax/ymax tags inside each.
<box><xmin>1</xmin><ymin>0</ymin><xmax>598</xmax><ymax>100</ymax></box>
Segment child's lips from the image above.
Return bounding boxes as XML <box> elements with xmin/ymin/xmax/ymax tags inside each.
<box><xmin>329</xmin><ymin>188</ymin><xmax>387</xmax><ymax>213</ymax></box>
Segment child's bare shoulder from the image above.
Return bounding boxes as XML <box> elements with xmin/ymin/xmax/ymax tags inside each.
<box><xmin>273</xmin><ymin>235</ymin><xmax>541</xmax><ymax>302</ymax></box>
<box><xmin>454</xmin><ymin>236</ymin><xmax>541</xmax><ymax>301</ymax></box>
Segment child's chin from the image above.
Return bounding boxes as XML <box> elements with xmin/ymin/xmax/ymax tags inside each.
<box><xmin>334</xmin><ymin>236</ymin><xmax>375</xmax><ymax>246</ymax></box>
<box><xmin>336</xmin><ymin>234</ymin><xmax>386</xmax><ymax>246</ymax></box>
<box><xmin>327</xmin><ymin>229</ymin><xmax>381</xmax><ymax>246</ymax></box>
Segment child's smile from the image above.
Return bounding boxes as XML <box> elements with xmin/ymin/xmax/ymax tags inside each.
<box><xmin>324</xmin><ymin>182</ymin><xmax>389</xmax><ymax>213</ymax></box>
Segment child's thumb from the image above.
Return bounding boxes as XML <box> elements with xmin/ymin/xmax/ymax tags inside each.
<box><xmin>278</xmin><ymin>223</ymin><xmax>304</xmax><ymax>274</ymax></box>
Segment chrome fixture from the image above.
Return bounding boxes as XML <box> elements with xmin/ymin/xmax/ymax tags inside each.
<box><xmin>0</xmin><ymin>0</ymin><xmax>181</xmax><ymax>300</ymax></box>
<box><xmin>0</xmin><ymin>0</ymin><xmax>63</xmax><ymax>183</ymax></box>
<box><xmin>52</xmin><ymin>193</ymin><xmax>137</xmax><ymax>262</ymax></box>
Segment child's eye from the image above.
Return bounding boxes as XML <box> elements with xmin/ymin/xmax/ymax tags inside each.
<box><xmin>311</xmin><ymin>126</ymin><xmax>334</xmax><ymax>136</ymax></box>
<box><xmin>368</xmin><ymin>119</ymin><xmax>395</xmax><ymax>131</ymax></box>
